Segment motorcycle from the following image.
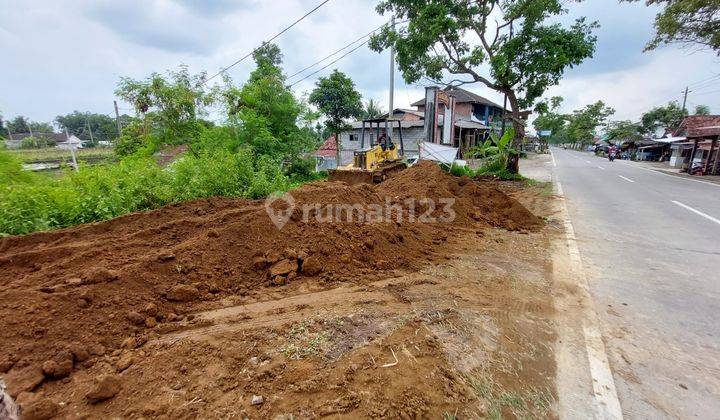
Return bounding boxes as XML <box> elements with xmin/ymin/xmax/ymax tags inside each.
<box><xmin>608</xmin><ymin>151</ymin><xmax>617</xmax><ymax>162</ymax></box>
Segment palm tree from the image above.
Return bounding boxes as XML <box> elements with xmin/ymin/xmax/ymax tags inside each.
<box><xmin>362</xmin><ymin>99</ymin><xmax>385</xmax><ymax>119</ymax></box>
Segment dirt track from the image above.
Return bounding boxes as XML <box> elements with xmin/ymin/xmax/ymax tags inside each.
<box><xmin>0</xmin><ymin>162</ymin><xmax>557</xmax><ymax>419</ymax></box>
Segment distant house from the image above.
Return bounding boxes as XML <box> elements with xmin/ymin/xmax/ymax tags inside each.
<box><xmin>313</xmin><ymin>135</ymin><xmax>339</xmax><ymax>171</ymax></box>
<box><xmin>2</xmin><ymin>132</ymin><xmax>84</xmax><ymax>150</ymax></box>
<box><xmin>335</xmin><ymin>87</ymin><xmax>518</xmax><ymax>165</ymax></box>
<box><xmin>410</xmin><ymin>87</ymin><xmax>507</xmax><ymax>127</ymax></box>
<box><xmin>669</xmin><ymin>115</ymin><xmax>720</xmax><ymax>174</ymax></box>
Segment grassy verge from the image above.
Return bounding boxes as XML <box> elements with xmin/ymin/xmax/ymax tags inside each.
<box><xmin>0</xmin><ymin>149</ymin><xmax>299</xmax><ymax>237</ymax></box>
<box><xmin>7</xmin><ymin>147</ymin><xmax>116</xmax><ymax>163</ymax></box>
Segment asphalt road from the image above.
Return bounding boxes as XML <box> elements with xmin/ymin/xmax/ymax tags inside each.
<box><xmin>550</xmin><ymin>147</ymin><xmax>720</xmax><ymax>419</ymax></box>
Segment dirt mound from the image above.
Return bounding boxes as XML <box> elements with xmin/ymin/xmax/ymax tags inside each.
<box><xmin>0</xmin><ymin>162</ymin><xmax>543</xmax><ymax>416</ymax></box>
<box><xmin>378</xmin><ymin>161</ymin><xmax>543</xmax><ymax>230</ymax></box>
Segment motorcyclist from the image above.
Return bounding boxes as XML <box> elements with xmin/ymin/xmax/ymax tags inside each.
<box><xmin>608</xmin><ymin>145</ymin><xmax>618</xmax><ymax>161</ymax></box>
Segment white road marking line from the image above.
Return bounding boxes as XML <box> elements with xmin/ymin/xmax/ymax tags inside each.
<box><xmin>616</xmin><ymin>161</ymin><xmax>720</xmax><ymax>188</ymax></box>
<box><xmin>597</xmin><ymin>166</ymin><xmax>606</xmax><ymax>170</ymax></box>
<box><xmin>555</xmin><ymin>181</ymin><xmax>624</xmax><ymax>419</ymax></box>
<box><xmin>618</xmin><ymin>175</ymin><xmax>635</xmax><ymax>183</ymax></box>
<box><xmin>551</xmin><ymin>151</ymin><xmax>557</xmax><ymax>167</ymax></box>
<box><xmin>672</xmin><ymin>200</ymin><xmax>720</xmax><ymax>225</ymax></box>
<box><xmin>586</xmin><ymin>160</ymin><xmax>592</xmax><ymax>164</ymax></box>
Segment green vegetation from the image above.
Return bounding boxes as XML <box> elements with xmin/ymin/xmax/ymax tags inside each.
<box><xmin>535</xmin><ymin>96</ymin><xmax>711</xmax><ymax>146</ymax></box>
<box><xmin>56</xmin><ymin>111</ymin><xmax>130</xmax><ymax>145</ymax></box>
<box><xmin>0</xmin><ymin>42</ymin><xmax>325</xmax><ymax>237</ymax></box>
<box><xmin>20</xmin><ymin>136</ymin><xmax>56</xmax><ymax>149</ymax></box>
<box><xmin>465</xmin><ymin>371</ymin><xmax>554</xmax><ymax>419</ymax></box>
<box><xmin>467</xmin><ymin>128</ymin><xmax>524</xmax><ymax>180</ymax></box>
<box><xmin>370</xmin><ymin>0</ymin><xmax>598</xmax><ymax>172</ymax></box>
<box><xmin>361</xmin><ymin>98</ymin><xmax>385</xmax><ymax>119</ymax></box>
<box><xmin>533</xmin><ymin>98</ymin><xmax>615</xmax><ymax>146</ymax></box>
<box><xmin>6</xmin><ymin>147</ymin><xmax>115</xmax><ymax>163</ymax></box>
<box><xmin>309</xmin><ymin>69</ymin><xmax>363</xmax><ymax>163</ymax></box>
<box><xmin>640</xmin><ymin>100</ymin><xmax>688</xmax><ymax>134</ymax></box>
<box><xmin>0</xmin><ymin>149</ymin><xmax>291</xmax><ymax>236</ymax></box>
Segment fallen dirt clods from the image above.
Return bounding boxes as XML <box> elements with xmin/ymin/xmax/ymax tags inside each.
<box><xmin>0</xmin><ymin>162</ymin><xmax>554</xmax><ymax>418</ymax></box>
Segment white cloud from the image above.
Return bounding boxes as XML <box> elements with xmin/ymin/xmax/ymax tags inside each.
<box><xmin>544</xmin><ymin>48</ymin><xmax>720</xmax><ymax>122</ymax></box>
<box><xmin>0</xmin><ymin>0</ymin><xmax>718</xmax><ymax>126</ymax></box>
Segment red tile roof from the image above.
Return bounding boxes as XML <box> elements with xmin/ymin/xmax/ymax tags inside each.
<box><xmin>314</xmin><ymin>135</ymin><xmax>337</xmax><ymax>158</ymax></box>
<box><xmin>674</xmin><ymin>115</ymin><xmax>720</xmax><ymax>137</ymax></box>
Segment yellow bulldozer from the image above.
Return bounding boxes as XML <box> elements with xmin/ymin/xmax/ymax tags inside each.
<box><xmin>328</xmin><ymin>118</ymin><xmax>407</xmax><ymax>185</ymax></box>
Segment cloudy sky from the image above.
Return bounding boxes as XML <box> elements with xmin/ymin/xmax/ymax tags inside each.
<box><xmin>1</xmin><ymin>0</ymin><xmax>718</xmax><ymax>130</ymax></box>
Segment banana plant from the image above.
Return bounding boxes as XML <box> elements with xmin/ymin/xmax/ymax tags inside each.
<box><xmin>469</xmin><ymin>128</ymin><xmax>516</xmax><ymax>160</ymax></box>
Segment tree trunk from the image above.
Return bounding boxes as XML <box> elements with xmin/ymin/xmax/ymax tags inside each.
<box><xmin>505</xmin><ymin>91</ymin><xmax>524</xmax><ymax>174</ymax></box>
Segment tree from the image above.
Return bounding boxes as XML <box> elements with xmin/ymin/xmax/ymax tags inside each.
<box><xmin>7</xmin><ymin>116</ymin><xmax>30</xmax><ymax>134</ymax></box>
<box><xmin>533</xmin><ymin>96</ymin><xmax>567</xmax><ymax>142</ymax></box>
<box><xmin>624</xmin><ymin>0</ymin><xmax>720</xmax><ymax>53</ymax></box>
<box><xmin>222</xmin><ymin>43</ymin><xmax>317</xmax><ymax>159</ymax></box>
<box><xmin>694</xmin><ymin>104</ymin><xmax>711</xmax><ymax>115</ymax></box>
<box><xmin>606</xmin><ymin>120</ymin><xmax>643</xmax><ymax>142</ymax></box>
<box><xmin>370</xmin><ymin>0</ymin><xmax>598</xmax><ymax>172</ymax></box>
<box><xmin>115</xmin><ymin>65</ymin><xmax>214</xmax><ymax>153</ymax></box>
<box><xmin>566</xmin><ymin>101</ymin><xmax>615</xmax><ymax>145</ymax></box>
<box><xmin>0</xmin><ymin>114</ymin><xmax>8</xmax><ymax>138</ymax></box>
<box><xmin>640</xmin><ymin>101</ymin><xmax>687</xmax><ymax>135</ymax></box>
<box><xmin>309</xmin><ymin>70</ymin><xmax>363</xmax><ymax>165</ymax></box>
<box><xmin>56</xmin><ymin>111</ymin><xmax>120</xmax><ymax>144</ymax></box>
<box><xmin>362</xmin><ymin>99</ymin><xmax>385</xmax><ymax>119</ymax></box>
<box><xmin>28</xmin><ymin>121</ymin><xmax>55</xmax><ymax>134</ymax></box>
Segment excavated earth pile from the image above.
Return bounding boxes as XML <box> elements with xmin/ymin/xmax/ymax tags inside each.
<box><xmin>0</xmin><ymin>161</ymin><xmax>543</xmax><ymax>418</ymax></box>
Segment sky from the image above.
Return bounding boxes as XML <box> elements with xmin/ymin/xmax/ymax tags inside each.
<box><xmin>1</xmin><ymin>0</ymin><xmax>719</xmax><ymax>130</ymax></box>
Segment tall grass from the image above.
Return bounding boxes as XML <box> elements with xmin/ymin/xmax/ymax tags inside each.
<box><xmin>0</xmin><ymin>148</ymin><xmax>291</xmax><ymax>237</ymax></box>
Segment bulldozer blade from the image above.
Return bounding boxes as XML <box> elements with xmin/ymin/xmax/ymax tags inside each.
<box><xmin>328</xmin><ymin>162</ymin><xmax>407</xmax><ymax>185</ymax></box>
<box><xmin>328</xmin><ymin>169</ymin><xmax>375</xmax><ymax>185</ymax></box>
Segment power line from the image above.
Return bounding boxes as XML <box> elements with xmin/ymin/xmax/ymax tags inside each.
<box><xmin>286</xmin><ymin>18</ymin><xmax>408</xmax><ymax>88</ymax></box>
<box><xmin>285</xmin><ymin>22</ymin><xmax>388</xmax><ymax>81</ymax></box>
<box><xmin>287</xmin><ymin>40</ymin><xmax>370</xmax><ymax>88</ymax></box>
<box><xmin>687</xmin><ymin>74</ymin><xmax>720</xmax><ymax>89</ymax></box>
<box><xmin>206</xmin><ymin>0</ymin><xmax>331</xmax><ymax>83</ymax></box>
<box><xmin>692</xmin><ymin>88</ymin><xmax>720</xmax><ymax>97</ymax></box>
<box><xmin>690</xmin><ymin>77</ymin><xmax>720</xmax><ymax>90</ymax></box>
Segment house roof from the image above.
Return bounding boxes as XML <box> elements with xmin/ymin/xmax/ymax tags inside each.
<box><xmin>10</xmin><ymin>132</ymin><xmax>71</xmax><ymax>142</ymax></box>
<box><xmin>349</xmin><ymin>120</ymin><xmax>425</xmax><ymax>129</ymax></box>
<box><xmin>380</xmin><ymin>108</ymin><xmax>424</xmax><ymax>119</ymax></box>
<box><xmin>673</xmin><ymin>115</ymin><xmax>720</xmax><ymax>137</ymax></box>
<box><xmin>454</xmin><ymin>118</ymin><xmax>489</xmax><ymax>130</ymax></box>
<box><xmin>410</xmin><ymin>87</ymin><xmax>505</xmax><ymax>109</ymax></box>
<box><xmin>314</xmin><ymin>135</ymin><xmax>337</xmax><ymax>158</ymax></box>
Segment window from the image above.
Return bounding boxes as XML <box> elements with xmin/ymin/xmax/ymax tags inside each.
<box><xmin>349</xmin><ymin>134</ymin><xmax>358</xmax><ymax>142</ymax></box>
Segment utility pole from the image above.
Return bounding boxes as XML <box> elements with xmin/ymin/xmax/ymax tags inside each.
<box><xmin>114</xmin><ymin>100</ymin><xmax>122</xmax><ymax>138</ymax></box>
<box><xmin>86</xmin><ymin>119</ymin><xmax>95</xmax><ymax>145</ymax></box>
<box><xmin>65</xmin><ymin>128</ymin><xmax>78</xmax><ymax>170</ymax></box>
<box><xmin>388</xmin><ymin>15</ymin><xmax>395</xmax><ymax>141</ymax></box>
<box><xmin>682</xmin><ymin>86</ymin><xmax>689</xmax><ymax>112</ymax></box>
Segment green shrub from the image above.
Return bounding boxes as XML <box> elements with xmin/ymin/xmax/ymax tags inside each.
<box><xmin>448</xmin><ymin>162</ymin><xmax>474</xmax><ymax>177</ymax></box>
<box><xmin>0</xmin><ymin>147</ymin><xmax>297</xmax><ymax>236</ymax></box>
<box><xmin>20</xmin><ymin>136</ymin><xmax>56</xmax><ymax>149</ymax></box>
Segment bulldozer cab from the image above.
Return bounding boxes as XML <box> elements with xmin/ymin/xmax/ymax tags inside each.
<box><xmin>328</xmin><ymin>118</ymin><xmax>407</xmax><ymax>185</ymax></box>
<box><xmin>359</xmin><ymin>118</ymin><xmax>404</xmax><ymax>158</ymax></box>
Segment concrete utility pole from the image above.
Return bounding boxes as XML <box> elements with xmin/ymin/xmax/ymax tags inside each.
<box><xmin>86</xmin><ymin>120</ymin><xmax>95</xmax><ymax>145</ymax></box>
<box><xmin>388</xmin><ymin>15</ymin><xmax>395</xmax><ymax>142</ymax></box>
<box><xmin>682</xmin><ymin>86</ymin><xmax>689</xmax><ymax>112</ymax></box>
<box><xmin>114</xmin><ymin>100</ymin><xmax>122</xmax><ymax>138</ymax></box>
<box><xmin>65</xmin><ymin>128</ymin><xmax>78</xmax><ymax>170</ymax></box>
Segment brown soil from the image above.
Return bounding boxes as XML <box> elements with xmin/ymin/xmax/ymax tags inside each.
<box><xmin>0</xmin><ymin>162</ymin><xmax>552</xmax><ymax>419</ymax></box>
